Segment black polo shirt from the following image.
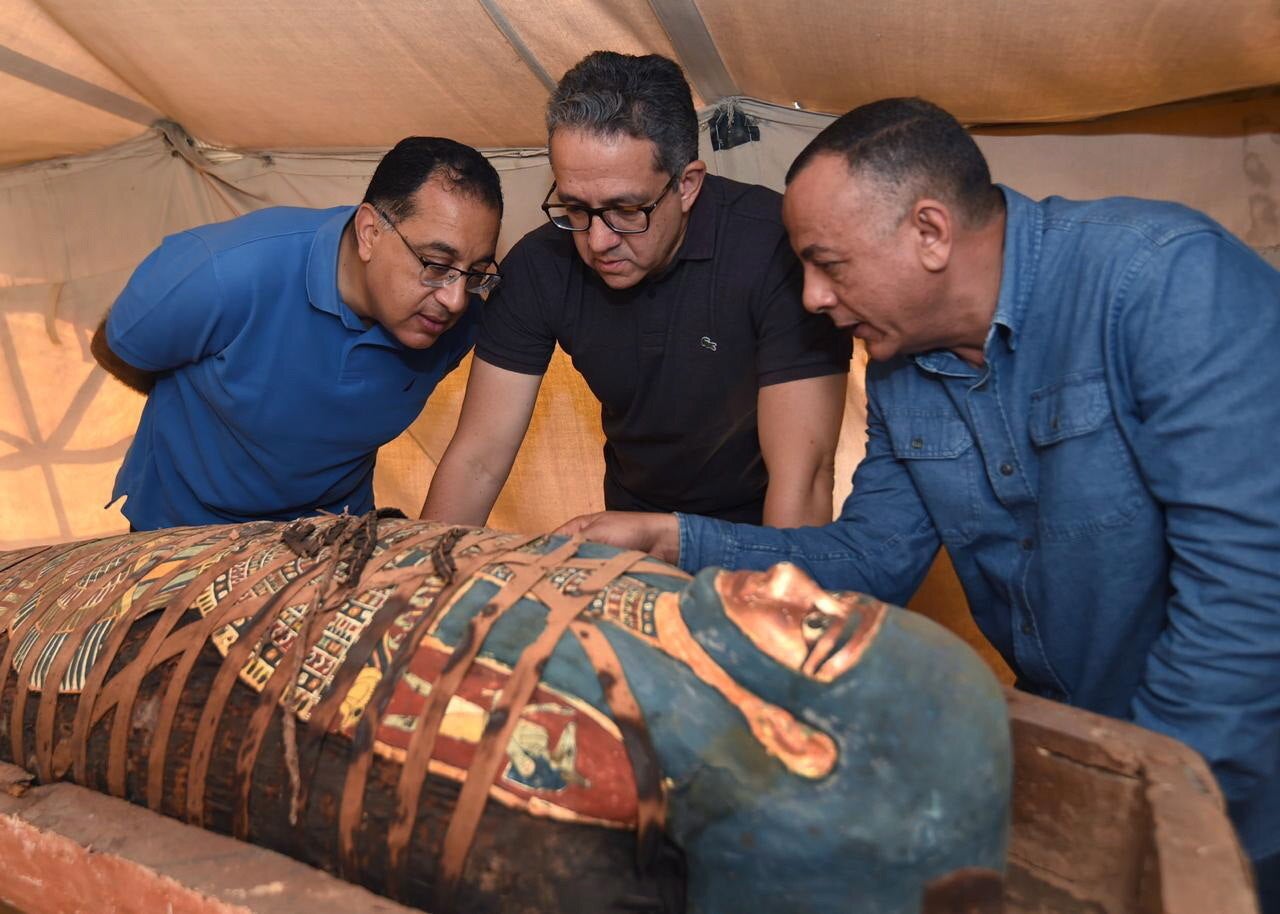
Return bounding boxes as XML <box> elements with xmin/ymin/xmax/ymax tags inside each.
<box><xmin>476</xmin><ymin>174</ymin><xmax>851</xmax><ymax>523</ymax></box>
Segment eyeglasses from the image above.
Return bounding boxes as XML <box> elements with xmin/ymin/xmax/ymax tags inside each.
<box><xmin>376</xmin><ymin>208</ymin><xmax>501</xmax><ymax>294</ymax></box>
<box><xmin>540</xmin><ymin>180</ymin><xmax>676</xmax><ymax>234</ymax></box>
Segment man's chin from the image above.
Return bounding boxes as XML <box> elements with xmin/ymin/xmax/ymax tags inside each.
<box><xmin>857</xmin><ymin>331</ymin><xmax>897</xmax><ymax>362</ymax></box>
<box><xmin>601</xmin><ymin>274</ymin><xmax>644</xmax><ymax>291</ymax></box>
<box><xmin>590</xmin><ymin>259</ymin><xmax>647</xmax><ymax>290</ymax></box>
<box><xmin>397</xmin><ymin>329</ymin><xmax>441</xmax><ymax>350</ymax></box>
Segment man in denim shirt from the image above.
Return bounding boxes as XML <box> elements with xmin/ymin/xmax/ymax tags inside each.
<box><xmin>560</xmin><ymin>98</ymin><xmax>1280</xmax><ymax>910</ymax></box>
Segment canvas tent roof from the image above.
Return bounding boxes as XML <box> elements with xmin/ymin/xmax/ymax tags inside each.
<box><xmin>3</xmin><ymin>0</ymin><xmax>1279</xmax><ymax>166</ymax></box>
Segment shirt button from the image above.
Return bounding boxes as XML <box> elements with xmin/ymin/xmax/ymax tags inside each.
<box><xmin>911</xmin><ymin>437</ymin><xmax>924</xmax><ymax>449</ymax></box>
<box><xmin>1020</xmin><ymin>622</ymin><xmax>1033</xmax><ymax>635</ymax></box>
<box><xmin>999</xmin><ymin>462</ymin><xmax>1014</xmax><ymax>476</ymax></box>
<box><xmin>1020</xmin><ymin>537</ymin><xmax>1035</xmax><ymax>551</ymax></box>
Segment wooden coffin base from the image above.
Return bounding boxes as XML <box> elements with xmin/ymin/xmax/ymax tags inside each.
<box><xmin>0</xmin><ymin>688</ymin><xmax>1259</xmax><ymax>914</ymax></box>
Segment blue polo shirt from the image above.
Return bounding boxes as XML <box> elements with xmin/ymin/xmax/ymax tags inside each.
<box><xmin>107</xmin><ymin>206</ymin><xmax>477</xmax><ymax>530</ymax></box>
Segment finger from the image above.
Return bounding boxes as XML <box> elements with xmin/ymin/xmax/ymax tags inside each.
<box><xmin>551</xmin><ymin>514</ymin><xmax>593</xmax><ymax>537</ymax></box>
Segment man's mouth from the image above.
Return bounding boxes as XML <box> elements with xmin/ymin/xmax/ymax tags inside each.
<box><xmin>415</xmin><ymin>313</ymin><xmax>449</xmax><ymax>334</ymax></box>
<box><xmin>595</xmin><ymin>258</ymin><xmax>629</xmax><ymax>274</ymax></box>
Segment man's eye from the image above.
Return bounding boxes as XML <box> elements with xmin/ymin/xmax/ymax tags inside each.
<box><xmin>423</xmin><ymin>263</ymin><xmax>455</xmax><ymax>280</ymax></box>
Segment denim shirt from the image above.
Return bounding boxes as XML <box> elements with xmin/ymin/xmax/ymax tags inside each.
<box><xmin>679</xmin><ymin>186</ymin><xmax>1280</xmax><ymax>860</ymax></box>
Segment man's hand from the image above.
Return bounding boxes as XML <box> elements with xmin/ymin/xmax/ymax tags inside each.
<box><xmin>553</xmin><ymin>511</ymin><xmax>680</xmax><ymax>565</ymax></box>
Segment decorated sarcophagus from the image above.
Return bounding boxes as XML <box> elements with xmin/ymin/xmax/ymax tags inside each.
<box><xmin>0</xmin><ymin>514</ymin><xmax>1011</xmax><ymax>914</ymax></box>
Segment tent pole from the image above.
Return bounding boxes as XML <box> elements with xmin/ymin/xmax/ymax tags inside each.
<box><xmin>476</xmin><ymin>0</ymin><xmax>558</xmax><ymax>93</ymax></box>
<box><xmin>646</xmin><ymin>0</ymin><xmax>739</xmax><ymax>104</ymax></box>
<box><xmin>0</xmin><ymin>44</ymin><xmax>160</xmax><ymax>126</ymax></box>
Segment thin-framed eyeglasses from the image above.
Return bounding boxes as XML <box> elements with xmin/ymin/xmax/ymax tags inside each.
<box><xmin>376</xmin><ymin>208</ymin><xmax>501</xmax><ymax>294</ymax></box>
<box><xmin>540</xmin><ymin>179</ymin><xmax>676</xmax><ymax>234</ymax></box>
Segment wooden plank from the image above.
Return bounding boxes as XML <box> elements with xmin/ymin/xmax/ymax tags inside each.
<box><xmin>1005</xmin><ymin>688</ymin><xmax>1258</xmax><ymax>914</ymax></box>
<box><xmin>0</xmin><ymin>763</ymin><xmax>418</xmax><ymax>914</ymax></box>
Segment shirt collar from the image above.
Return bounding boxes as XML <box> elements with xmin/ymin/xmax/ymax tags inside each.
<box><xmin>988</xmin><ymin>184</ymin><xmax>1043</xmax><ymax>353</ymax></box>
<box><xmin>306</xmin><ymin>206</ymin><xmax>368</xmax><ymax>332</ymax></box>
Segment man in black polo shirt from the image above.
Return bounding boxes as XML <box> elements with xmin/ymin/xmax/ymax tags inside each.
<box><xmin>421</xmin><ymin>51</ymin><xmax>850</xmax><ymax>527</ymax></box>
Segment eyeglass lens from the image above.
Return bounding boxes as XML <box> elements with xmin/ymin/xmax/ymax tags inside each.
<box><xmin>549</xmin><ymin>207</ymin><xmax>649</xmax><ymax>233</ymax></box>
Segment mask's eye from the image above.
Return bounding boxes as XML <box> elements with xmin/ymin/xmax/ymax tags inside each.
<box><xmin>802</xmin><ymin>609</ymin><xmax>831</xmax><ymax>643</ymax></box>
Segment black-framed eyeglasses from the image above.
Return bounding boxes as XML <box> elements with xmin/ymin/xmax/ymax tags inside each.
<box><xmin>376</xmin><ymin>208</ymin><xmax>501</xmax><ymax>295</ymax></box>
<box><xmin>540</xmin><ymin>179</ymin><xmax>676</xmax><ymax>234</ymax></box>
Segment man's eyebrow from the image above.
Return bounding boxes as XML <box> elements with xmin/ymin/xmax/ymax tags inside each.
<box><xmin>419</xmin><ymin>240</ymin><xmax>498</xmax><ymax>270</ymax></box>
<box><xmin>799</xmin><ymin>244</ymin><xmax>841</xmax><ymax>260</ymax></box>
<box><xmin>554</xmin><ymin>190</ymin><xmax>651</xmax><ymax>208</ymax></box>
<box><xmin>415</xmin><ymin>240</ymin><xmax>461</xmax><ymax>261</ymax></box>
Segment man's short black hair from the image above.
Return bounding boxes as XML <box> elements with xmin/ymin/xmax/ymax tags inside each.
<box><xmin>546</xmin><ymin>51</ymin><xmax>698</xmax><ymax>178</ymax></box>
<box><xmin>787</xmin><ymin>98</ymin><xmax>1001</xmax><ymax>227</ymax></box>
<box><xmin>363</xmin><ymin>136</ymin><xmax>503</xmax><ymax>220</ymax></box>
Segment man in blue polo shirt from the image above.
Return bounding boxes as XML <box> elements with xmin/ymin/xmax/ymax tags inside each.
<box><xmin>93</xmin><ymin>137</ymin><xmax>503</xmax><ymax>531</ymax></box>
<box><xmin>561</xmin><ymin>98</ymin><xmax>1280</xmax><ymax>912</ymax></box>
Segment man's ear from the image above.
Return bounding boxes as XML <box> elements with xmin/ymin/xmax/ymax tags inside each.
<box><xmin>352</xmin><ymin>203</ymin><xmax>381</xmax><ymax>263</ymax></box>
<box><xmin>911</xmin><ymin>199</ymin><xmax>953</xmax><ymax>273</ymax></box>
<box><xmin>677</xmin><ymin>160</ymin><xmax>707</xmax><ymax>214</ymax></box>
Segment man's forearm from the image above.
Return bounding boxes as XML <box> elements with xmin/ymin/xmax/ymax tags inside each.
<box><xmin>419</xmin><ymin>452</ymin><xmax>510</xmax><ymax>525</ymax></box>
<box><xmin>762</xmin><ymin>461</ymin><xmax>836</xmax><ymax>527</ymax></box>
<box><xmin>91</xmin><ymin>318</ymin><xmax>155</xmax><ymax>394</ymax></box>
<box><xmin>421</xmin><ymin>359</ymin><xmax>543</xmax><ymax>526</ymax></box>
<box><xmin>756</xmin><ymin>373</ymin><xmax>845</xmax><ymax>528</ymax></box>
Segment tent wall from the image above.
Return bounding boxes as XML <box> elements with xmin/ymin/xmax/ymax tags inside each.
<box><xmin>2</xmin><ymin>94</ymin><xmax>1278</xmax><ymax>672</ymax></box>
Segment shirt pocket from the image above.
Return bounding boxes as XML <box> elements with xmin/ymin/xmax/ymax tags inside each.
<box><xmin>885</xmin><ymin>410</ymin><xmax>981</xmax><ymax>547</ymax></box>
<box><xmin>1028</xmin><ymin>373</ymin><xmax>1144</xmax><ymax>542</ymax></box>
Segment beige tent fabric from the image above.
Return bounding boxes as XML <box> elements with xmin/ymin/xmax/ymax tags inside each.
<box><xmin>1</xmin><ymin>1</ymin><xmax>1277</xmax><ymax>167</ymax></box>
<box><xmin>0</xmin><ymin>0</ymin><xmax>153</xmax><ymax>165</ymax></box>
<box><xmin>0</xmin><ymin>0</ymin><xmax>690</xmax><ymax>164</ymax></box>
<box><xmin>34</xmin><ymin>1</ymin><xmax>553</xmax><ymax>152</ymax></box>
<box><xmin>702</xmin><ymin>0</ymin><xmax>1280</xmax><ymax>122</ymax></box>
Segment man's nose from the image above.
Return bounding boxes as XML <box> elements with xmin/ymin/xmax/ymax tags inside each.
<box><xmin>586</xmin><ymin>215</ymin><xmax>620</xmax><ymax>254</ymax></box>
<box><xmin>437</xmin><ymin>276</ymin><xmax>469</xmax><ymax>312</ymax></box>
<box><xmin>801</xmin><ymin>270</ymin><xmax>835</xmax><ymax>315</ymax></box>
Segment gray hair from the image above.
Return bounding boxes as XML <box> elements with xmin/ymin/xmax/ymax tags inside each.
<box><xmin>546</xmin><ymin>51</ymin><xmax>698</xmax><ymax>178</ymax></box>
